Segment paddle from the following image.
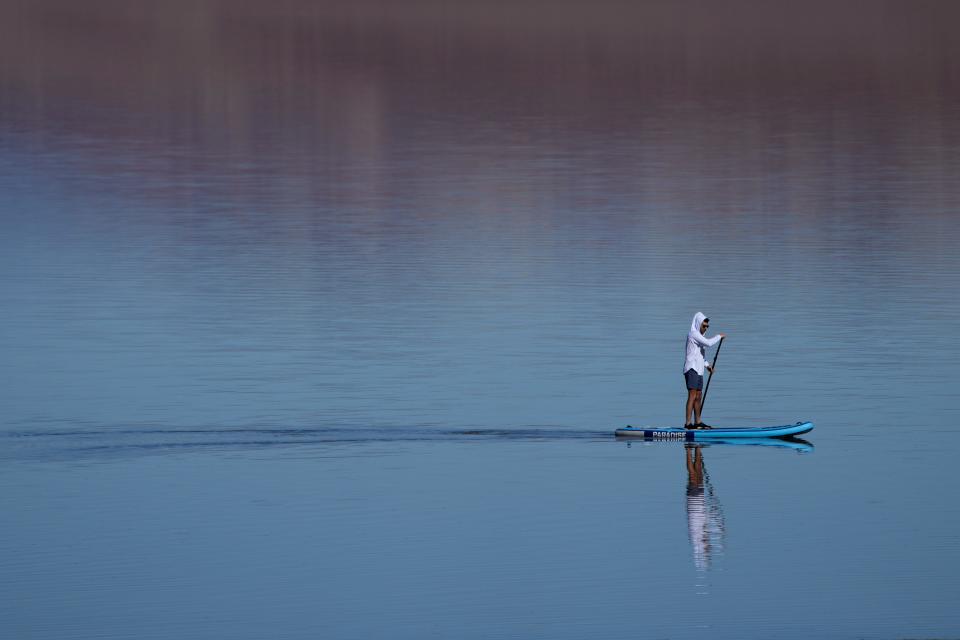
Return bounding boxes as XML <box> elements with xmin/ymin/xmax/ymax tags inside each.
<box><xmin>699</xmin><ymin>337</ymin><xmax>724</xmax><ymax>414</ymax></box>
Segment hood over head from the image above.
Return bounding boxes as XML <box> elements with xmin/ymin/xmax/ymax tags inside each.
<box><xmin>690</xmin><ymin>312</ymin><xmax>708</xmax><ymax>335</ymax></box>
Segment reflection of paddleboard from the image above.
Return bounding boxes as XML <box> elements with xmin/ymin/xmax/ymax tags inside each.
<box><xmin>616</xmin><ymin>435</ymin><xmax>814</xmax><ymax>453</ymax></box>
<box><xmin>614</xmin><ymin>421</ymin><xmax>814</xmax><ymax>441</ymax></box>
<box><xmin>702</xmin><ymin>437</ymin><xmax>813</xmax><ymax>452</ymax></box>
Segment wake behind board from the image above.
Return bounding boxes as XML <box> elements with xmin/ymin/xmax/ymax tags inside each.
<box><xmin>614</xmin><ymin>421</ymin><xmax>813</xmax><ymax>441</ymax></box>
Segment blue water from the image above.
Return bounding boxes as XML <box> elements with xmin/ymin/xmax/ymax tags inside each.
<box><xmin>2</xmin><ymin>2</ymin><xmax>960</xmax><ymax>638</ymax></box>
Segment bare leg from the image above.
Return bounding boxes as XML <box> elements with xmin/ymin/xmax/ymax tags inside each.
<box><xmin>694</xmin><ymin>390</ymin><xmax>703</xmax><ymax>425</ymax></box>
<box><xmin>685</xmin><ymin>389</ymin><xmax>698</xmax><ymax>426</ymax></box>
<box><xmin>685</xmin><ymin>445</ymin><xmax>704</xmax><ymax>485</ymax></box>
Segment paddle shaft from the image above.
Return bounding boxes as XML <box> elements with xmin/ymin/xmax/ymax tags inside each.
<box><xmin>699</xmin><ymin>337</ymin><xmax>724</xmax><ymax>414</ymax></box>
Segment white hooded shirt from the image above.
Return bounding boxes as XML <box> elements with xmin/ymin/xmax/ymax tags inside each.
<box><xmin>684</xmin><ymin>311</ymin><xmax>722</xmax><ymax>375</ymax></box>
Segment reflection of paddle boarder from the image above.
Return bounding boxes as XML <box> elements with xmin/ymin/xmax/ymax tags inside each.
<box><xmin>684</xmin><ymin>312</ymin><xmax>725</xmax><ymax>429</ymax></box>
<box><xmin>685</xmin><ymin>445</ymin><xmax>725</xmax><ymax>571</ymax></box>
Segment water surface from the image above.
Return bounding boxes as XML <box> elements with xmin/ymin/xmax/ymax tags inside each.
<box><xmin>2</xmin><ymin>2</ymin><xmax>959</xmax><ymax>638</ymax></box>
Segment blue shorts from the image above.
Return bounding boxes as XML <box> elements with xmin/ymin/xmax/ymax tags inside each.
<box><xmin>684</xmin><ymin>368</ymin><xmax>703</xmax><ymax>391</ymax></box>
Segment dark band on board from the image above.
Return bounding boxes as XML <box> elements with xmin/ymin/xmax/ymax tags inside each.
<box><xmin>635</xmin><ymin>429</ymin><xmax>695</xmax><ymax>441</ymax></box>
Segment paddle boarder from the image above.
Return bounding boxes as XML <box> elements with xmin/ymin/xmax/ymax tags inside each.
<box><xmin>684</xmin><ymin>312</ymin><xmax>725</xmax><ymax>429</ymax></box>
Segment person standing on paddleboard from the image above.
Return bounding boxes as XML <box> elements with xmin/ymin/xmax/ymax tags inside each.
<box><xmin>684</xmin><ymin>312</ymin><xmax>725</xmax><ymax>429</ymax></box>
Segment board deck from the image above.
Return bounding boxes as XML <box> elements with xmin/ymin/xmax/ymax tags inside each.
<box><xmin>614</xmin><ymin>421</ymin><xmax>813</xmax><ymax>441</ymax></box>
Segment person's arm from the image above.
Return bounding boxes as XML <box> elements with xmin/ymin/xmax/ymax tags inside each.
<box><xmin>690</xmin><ymin>332</ymin><xmax>722</xmax><ymax>348</ymax></box>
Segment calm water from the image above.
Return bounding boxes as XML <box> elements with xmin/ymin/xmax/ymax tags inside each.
<box><xmin>2</xmin><ymin>1</ymin><xmax>960</xmax><ymax>638</ymax></box>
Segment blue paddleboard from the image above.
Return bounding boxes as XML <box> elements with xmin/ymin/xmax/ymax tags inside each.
<box><xmin>614</xmin><ymin>421</ymin><xmax>814</xmax><ymax>441</ymax></box>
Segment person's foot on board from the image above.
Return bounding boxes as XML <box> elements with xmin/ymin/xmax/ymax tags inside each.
<box><xmin>694</xmin><ymin>422</ymin><xmax>713</xmax><ymax>429</ymax></box>
<box><xmin>684</xmin><ymin>423</ymin><xmax>694</xmax><ymax>430</ymax></box>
